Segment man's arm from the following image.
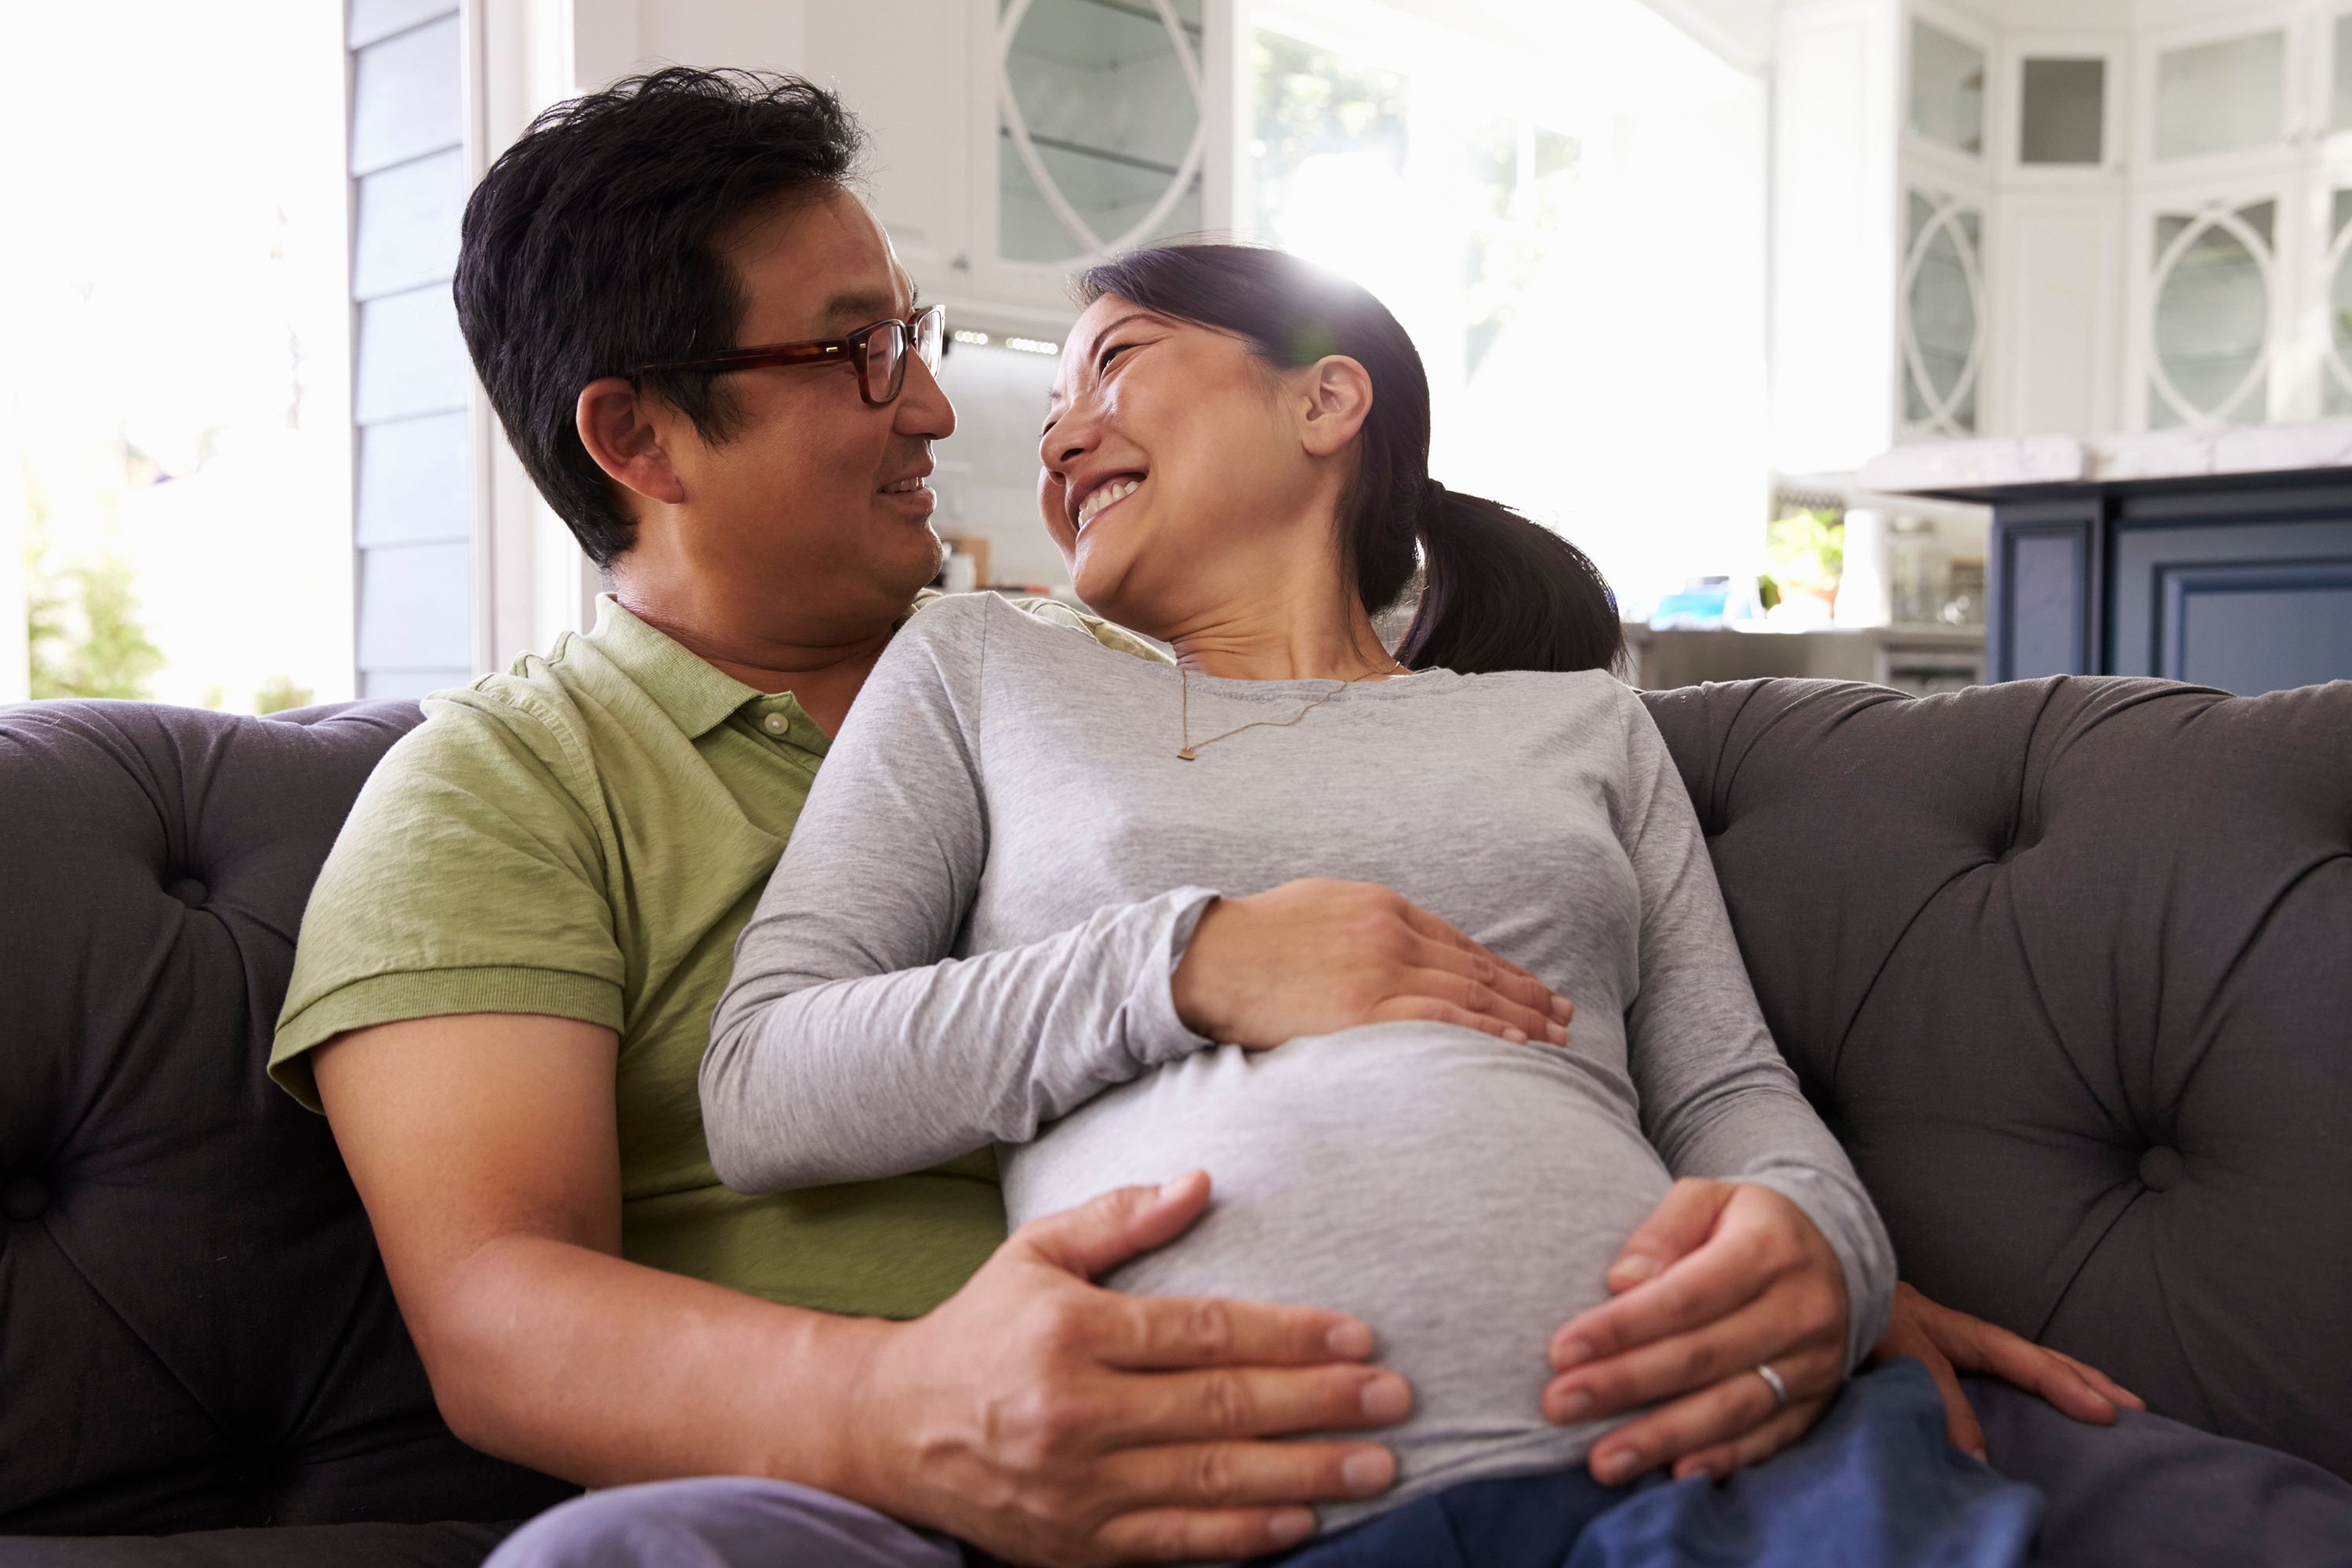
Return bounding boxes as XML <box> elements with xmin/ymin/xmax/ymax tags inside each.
<box><xmin>318</xmin><ymin>1013</ymin><xmax>1410</xmax><ymax>1566</ymax></box>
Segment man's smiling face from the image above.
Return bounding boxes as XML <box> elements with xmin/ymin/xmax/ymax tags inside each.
<box><xmin>640</xmin><ymin>187</ymin><xmax>953</xmax><ymax>641</ymax></box>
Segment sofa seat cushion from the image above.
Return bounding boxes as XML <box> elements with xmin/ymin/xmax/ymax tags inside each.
<box><xmin>0</xmin><ymin>1521</ymin><xmax>514</xmax><ymax>1568</ymax></box>
<box><xmin>1640</xmin><ymin>676</ymin><xmax>2352</xmax><ymax>1479</ymax></box>
<box><xmin>0</xmin><ymin>700</ymin><xmax>575</xmax><ymax>1534</ymax></box>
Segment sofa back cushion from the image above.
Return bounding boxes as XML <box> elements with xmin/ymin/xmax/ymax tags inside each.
<box><xmin>6</xmin><ymin>675</ymin><xmax>2347</xmax><ymax>1528</ymax></box>
<box><xmin>0</xmin><ymin>700</ymin><xmax>575</xmax><ymax>1534</ymax></box>
<box><xmin>1641</xmin><ymin>675</ymin><xmax>2352</xmax><ymax>1480</ymax></box>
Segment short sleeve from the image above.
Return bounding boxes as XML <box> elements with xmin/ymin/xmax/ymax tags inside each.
<box><xmin>268</xmin><ymin>691</ymin><xmax>626</xmax><ymax>1109</ymax></box>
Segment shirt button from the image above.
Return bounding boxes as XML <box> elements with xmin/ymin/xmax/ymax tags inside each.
<box><xmin>763</xmin><ymin>713</ymin><xmax>789</xmax><ymax>735</ymax></box>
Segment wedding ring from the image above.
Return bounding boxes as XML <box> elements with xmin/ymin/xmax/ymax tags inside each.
<box><xmin>1755</xmin><ymin>1362</ymin><xmax>1790</xmax><ymax>1410</ymax></box>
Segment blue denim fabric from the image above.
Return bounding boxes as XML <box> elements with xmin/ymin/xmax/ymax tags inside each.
<box><xmin>1263</xmin><ymin>1359</ymin><xmax>2042</xmax><ymax>1568</ymax></box>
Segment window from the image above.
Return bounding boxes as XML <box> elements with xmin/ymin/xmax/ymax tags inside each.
<box><xmin>5</xmin><ymin>1</ymin><xmax>351</xmax><ymax>709</ymax></box>
<box><xmin>1242</xmin><ymin>6</ymin><xmax>1772</xmax><ymax>614</ymax></box>
<box><xmin>1250</xmin><ymin>31</ymin><xmax>1410</xmax><ymax>280</ymax></box>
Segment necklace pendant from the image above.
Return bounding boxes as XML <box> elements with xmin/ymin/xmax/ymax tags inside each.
<box><xmin>1176</xmin><ymin>747</ymin><xmax>1196</xmax><ymax>760</ymax></box>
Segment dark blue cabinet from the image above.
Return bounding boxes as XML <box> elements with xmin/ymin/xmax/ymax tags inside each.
<box><xmin>1979</xmin><ymin>474</ymin><xmax>2352</xmax><ymax>695</ymax></box>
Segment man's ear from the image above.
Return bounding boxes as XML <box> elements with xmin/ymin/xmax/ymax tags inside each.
<box><xmin>1294</xmin><ymin>355</ymin><xmax>1374</xmax><ymax>457</ymax></box>
<box><xmin>576</xmin><ymin>377</ymin><xmax>688</xmax><ymax>506</ymax></box>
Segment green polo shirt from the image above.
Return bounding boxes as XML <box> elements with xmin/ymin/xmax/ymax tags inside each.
<box><xmin>272</xmin><ymin>591</ymin><xmax>1163</xmax><ymax>1318</ymax></box>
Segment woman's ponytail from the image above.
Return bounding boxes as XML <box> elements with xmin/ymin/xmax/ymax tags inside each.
<box><xmin>1397</xmin><ymin>480</ymin><xmax>1624</xmax><ymax>677</ymax></box>
<box><xmin>1073</xmin><ymin>244</ymin><xmax>1624</xmax><ymax>677</ymax></box>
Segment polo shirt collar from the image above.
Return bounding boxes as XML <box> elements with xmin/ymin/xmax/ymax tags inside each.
<box><xmin>584</xmin><ymin>594</ymin><xmax>768</xmax><ymax>741</ymax></box>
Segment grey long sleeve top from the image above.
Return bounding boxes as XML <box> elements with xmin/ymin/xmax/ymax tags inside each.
<box><xmin>706</xmin><ymin>593</ymin><xmax>1894</xmax><ymax>1525</ymax></box>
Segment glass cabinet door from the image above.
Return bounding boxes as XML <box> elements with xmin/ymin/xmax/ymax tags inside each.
<box><xmin>996</xmin><ymin>0</ymin><xmax>1204</xmax><ymax>262</ymax></box>
<box><xmin>1908</xmin><ymin>20</ymin><xmax>1985</xmax><ymax>157</ymax></box>
<box><xmin>2154</xmin><ymin>30</ymin><xmax>2284</xmax><ymax>163</ymax></box>
<box><xmin>2147</xmin><ymin>200</ymin><xmax>2274</xmax><ymax>428</ymax></box>
<box><xmin>1901</xmin><ymin>188</ymin><xmax>1984</xmax><ymax>437</ymax></box>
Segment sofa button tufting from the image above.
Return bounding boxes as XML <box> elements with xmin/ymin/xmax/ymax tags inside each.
<box><xmin>3</xmin><ymin>1175</ymin><xmax>49</xmax><ymax>1221</ymax></box>
<box><xmin>167</xmin><ymin>877</ymin><xmax>209</xmax><ymax>907</ymax></box>
<box><xmin>2138</xmin><ymin>1146</ymin><xmax>2183</xmax><ymax>1192</ymax></box>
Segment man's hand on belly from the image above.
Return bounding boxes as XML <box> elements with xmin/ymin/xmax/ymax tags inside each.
<box><xmin>1535</xmin><ymin>1179</ymin><xmax>1849</xmax><ymax>1485</ymax></box>
<box><xmin>1172</xmin><ymin>878</ymin><xmax>1574</xmax><ymax>1049</ymax></box>
<box><xmin>841</xmin><ymin>1169</ymin><xmax>1412</xmax><ymax>1567</ymax></box>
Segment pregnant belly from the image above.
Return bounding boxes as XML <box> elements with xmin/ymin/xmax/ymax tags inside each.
<box><xmin>1000</xmin><ymin>1022</ymin><xmax>1675</xmax><ymax>1525</ymax></box>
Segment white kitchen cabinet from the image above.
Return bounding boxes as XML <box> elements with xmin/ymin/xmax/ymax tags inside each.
<box><xmin>806</xmin><ymin>0</ymin><xmax>1232</xmax><ymax>339</ymax></box>
<box><xmin>1784</xmin><ymin>0</ymin><xmax>2352</xmax><ymax>465</ymax></box>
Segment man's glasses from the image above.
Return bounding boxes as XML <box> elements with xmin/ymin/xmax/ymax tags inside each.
<box><xmin>638</xmin><ymin>304</ymin><xmax>946</xmax><ymax>406</ymax></box>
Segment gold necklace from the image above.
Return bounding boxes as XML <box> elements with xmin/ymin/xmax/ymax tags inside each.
<box><xmin>1176</xmin><ymin>659</ymin><xmax>1408</xmax><ymax>760</ymax></box>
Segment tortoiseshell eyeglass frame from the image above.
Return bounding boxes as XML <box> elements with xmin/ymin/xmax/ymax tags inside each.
<box><xmin>637</xmin><ymin>304</ymin><xmax>946</xmax><ymax>406</ymax></box>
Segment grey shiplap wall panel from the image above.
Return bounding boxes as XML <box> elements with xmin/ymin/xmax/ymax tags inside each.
<box><xmin>354</xmin><ymin>147</ymin><xmax>464</xmax><ymax>300</ymax></box>
<box><xmin>348</xmin><ymin>0</ymin><xmax>456</xmax><ymax>49</ymax></box>
<box><xmin>349</xmin><ymin>0</ymin><xmax>469</xmax><ymax>696</ymax></box>
<box><xmin>358</xmin><ymin>542</ymin><xmax>474</xmax><ymax>669</ymax></box>
<box><xmin>356</xmin><ymin>412</ymin><xmax>470</xmax><ymax>546</ymax></box>
<box><xmin>355</xmin><ymin>284</ymin><xmax>469</xmax><ymax>423</ymax></box>
<box><xmin>350</xmin><ymin>14</ymin><xmax>461</xmax><ymax>176</ymax></box>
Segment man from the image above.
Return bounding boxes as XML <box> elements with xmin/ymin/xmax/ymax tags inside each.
<box><xmin>275</xmin><ymin>68</ymin><xmax>2293</xmax><ymax>1568</ymax></box>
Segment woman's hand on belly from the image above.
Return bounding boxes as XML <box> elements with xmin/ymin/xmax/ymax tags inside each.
<box><xmin>1171</xmin><ymin>878</ymin><xmax>1573</xmax><ymax>1049</ymax></box>
<box><xmin>1536</xmin><ymin>1179</ymin><xmax>1849</xmax><ymax>1485</ymax></box>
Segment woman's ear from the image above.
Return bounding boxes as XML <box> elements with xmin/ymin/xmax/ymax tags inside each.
<box><xmin>1294</xmin><ymin>355</ymin><xmax>1374</xmax><ymax>456</ymax></box>
<box><xmin>576</xmin><ymin>377</ymin><xmax>688</xmax><ymax>506</ymax></box>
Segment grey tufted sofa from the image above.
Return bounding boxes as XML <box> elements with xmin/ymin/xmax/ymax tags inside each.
<box><xmin>1</xmin><ymin>677</ymin><xmax>2346</xmax><ymax>1563</ymax></box>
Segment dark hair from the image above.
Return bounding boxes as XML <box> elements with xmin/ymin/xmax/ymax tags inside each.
<box><xmin>455</xmin><ymin>68</ymin><xmax>866</xmax><ymax>567</ymax></box>
<box><xmin>1073</xmin><ymin>245</ymin><xmax>1624</xmax><ymax>677</ymax></box>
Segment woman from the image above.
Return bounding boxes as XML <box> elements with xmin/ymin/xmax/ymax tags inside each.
<box><xmin>701</xmin><ymin>245</ymin><xmax>2034</xmax><ymax>1565</ymax></box>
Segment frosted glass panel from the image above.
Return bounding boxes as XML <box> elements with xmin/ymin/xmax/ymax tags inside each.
<box><xmin>2156</xmin><ymin>31</ymin><xmax>2284</xmax><ymax>161</ymax></box>
<box><xmin>2020</xmin><ymin>59</ymin><xmax>2103</xmax><ymax>165</ymax></box>
<box><xmin>2151</xmin><ymin>211</ymin><xmax>2268</xmax><ymax>426</ymax></box>
<box><xmin>2337</xmin><ymin>16</ymin><xmax>2352</xmax><ymax>132</ymax></box>
<box><xmin>2331</xmin><ymin>192</ymin><xmax>2352</xmax><ymax>416</ymax></box>
<box><xmin>1910</xmin><ymin>21</ymin><xmax>1985</xmax><ymax>155</ymax></box>
<box><xmin>1903</xmin><ymin>192</ymin><xmax>1979</xmax><ymax>434</ymax></box>
<box><xmin>999</xmin><ymin>0</ymin><xmax>1203</xmax><ymax>260</ymax></box>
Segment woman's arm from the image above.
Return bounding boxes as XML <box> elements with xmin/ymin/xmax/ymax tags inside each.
<box><xmin>702</xmin><ymin>601</ymin><xmax>1575</xmax><ymax>1195</ymax></box>
<box><xmin>1607</xmin><ymin>696</ymin><xmax>1896</xmax><ymax>1365</ymax></box>
<box><xmin>703</xmin><ymin>603</ymin><xmax>1221</xmax><ymax>1193</ymax></box>
<box><xmin>1535</xmin><ymin>691</ymin><xmax>1896</xmax><ymax>1482</ymax></box>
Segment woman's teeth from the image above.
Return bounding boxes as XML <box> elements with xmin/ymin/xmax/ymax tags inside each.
<box><xmin>1077</xmin><ymin>477</ymin><xmax>1141</xmax><ymax>530</ymax></box>
<box><xmin>884</xmin><ymin>476</ymin><xmax>928</xmax><ymax>493</ymax></box>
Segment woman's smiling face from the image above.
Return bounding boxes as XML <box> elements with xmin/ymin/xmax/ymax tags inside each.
<box><xmin>1036</xmin><ymin>292</ymin><xmax>1350</xmax><ymax>640</ymax></box>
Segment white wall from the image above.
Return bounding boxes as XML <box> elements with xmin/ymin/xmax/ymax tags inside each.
<box><xmin>1770</xmin><ymin>0</ymin><xmax>1904</xmax><ymax>474</ymax></box>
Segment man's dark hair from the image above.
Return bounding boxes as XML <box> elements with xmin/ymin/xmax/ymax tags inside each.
<box><xmin>455</xmin><ymin>68</ymin><xmax>866</xmax><ymax>567</ymax></box>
